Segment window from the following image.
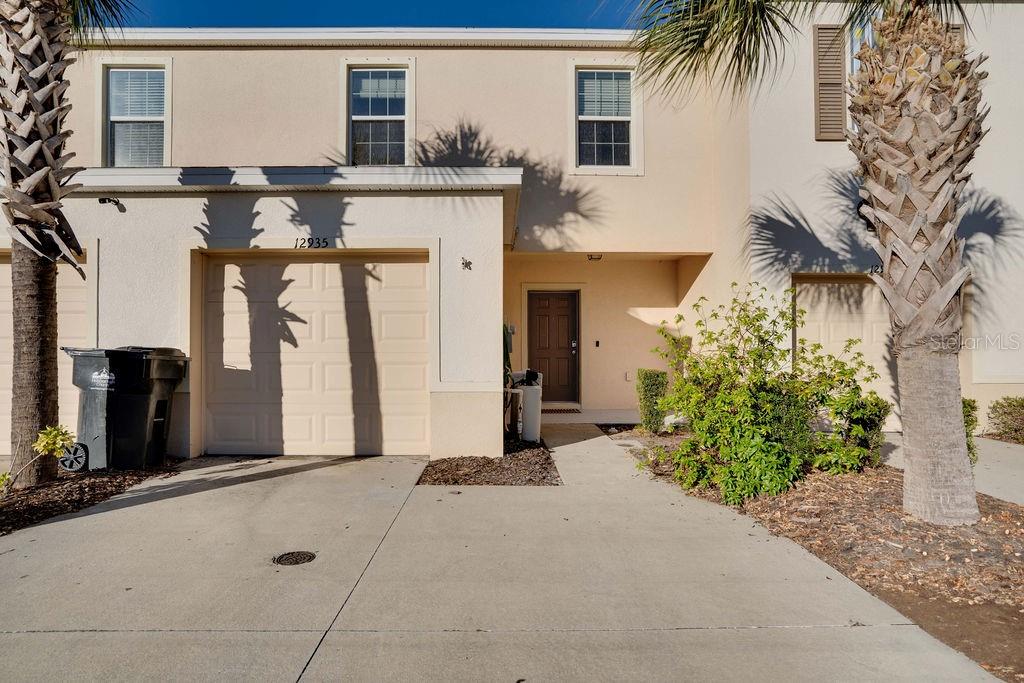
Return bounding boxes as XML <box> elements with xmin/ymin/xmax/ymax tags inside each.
<box><xmin>106</xmin><ymin>68</ymin><xmax>166</xmax><ymax>167</ymax></box>
<box><xmin>349</xmin><ymin>69</ymin><xmax>407</xmax><ymax>166</ymax></box>
<box><xmin>576</xmin><ymin>70</ymin><xmax>632</xmax><ymax>167</ymax></box>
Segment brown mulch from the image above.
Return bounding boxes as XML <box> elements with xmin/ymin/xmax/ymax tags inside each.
<box><xmin>418</xmin><ymin>439</ymin><xmax>561</xmax><ymax>486</ymax></box>
<box><xmin>634</xmin><ymin>447</ymin><xmax>1024</xmax><ymax>680</ymax></box>
<box><xmin>1</xmin><ymin>469</ymin><xmax>166</xmax><ymax>536</ymax></box>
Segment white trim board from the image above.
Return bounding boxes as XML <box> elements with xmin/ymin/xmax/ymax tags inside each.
<box><xmin>81</xmin><ymin>28</ymin><xmax>634</xmax><ymax>48</ymax></box>
<box><xmin>72</xmin><ymin>166</ymin><xmax>524</xmax><ymax>193</ymax></box>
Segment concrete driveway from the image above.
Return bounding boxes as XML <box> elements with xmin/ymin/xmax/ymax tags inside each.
<box><xmin>0</xmin><ymin>427</ymin><xmax>989</xmax><ymax>681</ymax></box>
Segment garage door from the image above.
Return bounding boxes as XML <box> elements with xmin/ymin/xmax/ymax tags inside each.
<box><xmin>204</xmin><ymin>254</ymin><xmax>430</xmax><ymax>456</ymax></box>
<box><xmin>795</xmin><ymin>276</ymin><xmax>901</xmax><ymax>430</ymax></box>
<box><xmin>0</xmin><ymin>258</ymin><xmax>90</xmax><ymax>456</ymax></box>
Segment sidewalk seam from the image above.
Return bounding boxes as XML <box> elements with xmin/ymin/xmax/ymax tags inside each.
<box><xmin>294</xmin><ymin>479</ymin><xmax>418</xmax><ymax>681</ymax></box>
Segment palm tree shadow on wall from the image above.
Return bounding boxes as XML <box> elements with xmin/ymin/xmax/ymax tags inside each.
<box><xmin>748</xmin><ymin>168</ymin><xmax>1024</xmax><ymax>413</ymax></box>
<box><xmin>192</xmin><ymin>184</ymin><xmax>311</xmax><ymax>456</ymax></box>
<box><xmin>280</xmin><ymin>195</ymin><xmax>385</xmax><ymax>456</ymax></box>
<box><xmin>193</xmin><ymin>189</ymin><xmax>308</xmax><ymax>456</ymax></box>
<box><xmin>413</xmin><ymin>119</ymin><xmax>605</xmax><ymax>250</ymax></box>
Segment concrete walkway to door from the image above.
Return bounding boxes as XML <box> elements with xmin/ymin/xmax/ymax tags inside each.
<box><xmin>0</xmin><ymin>427</ymin><xmax>990</xmax><ymax>681</ymax></box>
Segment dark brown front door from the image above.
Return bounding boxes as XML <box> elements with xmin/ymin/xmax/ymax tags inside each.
<box><xmin>528</xmin><ymin>291</ymin><xmax>579</xmax><ymax>403</ymax></box>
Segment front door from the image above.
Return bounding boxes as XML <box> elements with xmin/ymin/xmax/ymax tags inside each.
<box><xmin>527</xmin><ymin>291</ymin><xmax>579</xmax><ymax>403</ymax></box>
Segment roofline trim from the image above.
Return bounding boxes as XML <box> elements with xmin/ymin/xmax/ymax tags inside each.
<box><xmin>71</xmin><ymin>166</ymin><xmax>524</xmax><ymax>194</ymax></box>
<box><xmin>81</xmin><ymin>27</ymin><xmax>635</xmax><ymax>48</ymax></box>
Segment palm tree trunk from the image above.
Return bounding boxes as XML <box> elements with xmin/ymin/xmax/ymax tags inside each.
<box><xmin>897</xmin><ymin>345</ymin><xmax>978</xmax><ymax>524</ymax></box>
<box><xmin>850</xmin><ymin>11</ymin><xmax>983</xmax><ymax>525</ymax></box>
<box><xmin>9</xmin><ymin>241</ymin><xmax>59</xmax><ymax>488</ymax></box>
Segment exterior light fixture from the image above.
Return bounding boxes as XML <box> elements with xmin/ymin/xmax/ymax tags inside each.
<box><xmin>587</xmin><ymin>254</ymin><xmax>603</xmax><ymax>262</ymax></box>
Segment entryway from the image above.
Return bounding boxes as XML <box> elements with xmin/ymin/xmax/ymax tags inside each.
<box><xmin>527</xmin><ymin>290</ymin><xmax>579</xmax><ymax>403</ymax></box>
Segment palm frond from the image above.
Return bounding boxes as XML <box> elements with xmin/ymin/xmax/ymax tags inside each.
<box><xmin>790</xmin><ymin>0</ymin><xmax>970</xmax><ymax>32</ymax></box>
<box><xmin>68</xmin><ymin>0</ymin><xmax>137</xmax><ymax>40</ymax></box>
<box><xmin>629</xmin><ymin>0</ymin><xmax>797</xmax><ymax>98</ymax></box>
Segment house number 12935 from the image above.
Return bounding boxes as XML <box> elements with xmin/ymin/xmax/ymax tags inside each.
<box><xmin>294</xmin><ymin>237</ymin><xmax>331</xmax><ymax>249</ymax></box>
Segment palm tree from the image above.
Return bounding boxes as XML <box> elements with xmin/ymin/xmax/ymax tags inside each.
<box><xmin>1</xmin><ymin>0</ymin><xmax>133</xmax><ymax>489</ymax></box>
<box><xmin>632</xmin><ymin>0</ymin><xmax>984</xmax><ymax>525</ymax></box>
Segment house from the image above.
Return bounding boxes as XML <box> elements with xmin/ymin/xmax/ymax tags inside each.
<box><xmin>2</xmin><ymin>12</ymin><xmax>1021</xmax><ymax>461</ymax></box>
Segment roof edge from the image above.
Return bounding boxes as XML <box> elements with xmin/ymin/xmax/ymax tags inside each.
<box><xmin>81</xmin><ymin>27</ymin><xmax>635</xmax><ymax>48</ymax></box>
<box><xmin>71</xmin><ymin>166</ymin><xmax>525</xmax><ymax>194</ymax></box>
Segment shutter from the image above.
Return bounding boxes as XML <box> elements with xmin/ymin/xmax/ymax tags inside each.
<box><xmin>949</xmin><ymin>24</ymin><xmax>965</xmax><ymax>41</ymax></box>
<box><xmin>813</xmin><ymin>25</ymin><xmax>847</xmax><ymax>142</ymax></box>
<box><xmin>577</xmin><ymin>71</ymin><xmax>631</xmax><ymax>117</ymax></box>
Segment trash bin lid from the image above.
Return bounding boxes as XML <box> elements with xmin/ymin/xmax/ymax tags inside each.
<box><xmin>116</xmin><ymin>346</ymin><xmax>188</xmax><ymax>360</ymax></box>
<box><xmin>61</xmin><ymin>346</ymin><xmax>188</xmax><ymax>360</ymax></box>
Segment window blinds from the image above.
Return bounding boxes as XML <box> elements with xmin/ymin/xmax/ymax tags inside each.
<box><xmin>577</xmin><ymin>71</ymin><xmax>631</xmax><ymax>118</ymax></box>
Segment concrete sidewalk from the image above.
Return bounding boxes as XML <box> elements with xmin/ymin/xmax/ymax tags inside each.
<box><xmin>0</xmin><ymin>429</ymin><xmax>990</xmax><ymax>681</ymax></box>
<box><xmin>884</xmin><ymin>433</ymin><xmax>1024</xmax><ymax>505</ymax></box>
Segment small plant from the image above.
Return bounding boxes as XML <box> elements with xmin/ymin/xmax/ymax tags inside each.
<box><xmin>962</xmin><ymin>398</ymin><xmax>979</xmax><ymax>465</ymax></box>
<box><xmin>33</xmin><ymin>425</ymin><xmax>76</xmax><ymax>458</ymax></box>
<box><xmin>636</xmin><ymin>368</ymin><xmax>669</xmax><ymax>433</ymax></box>
<box><xmin>2</xmin><ymin>426</ymin><xmax>75</xmax><ymax>496</ymax></box>
<box><xmin>988</xmin><ymin>396</ymin><xmax>1024</xmax><ymax>445</ymax></box>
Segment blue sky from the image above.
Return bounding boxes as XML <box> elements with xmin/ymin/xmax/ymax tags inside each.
<box><xmin>125</xmin><ymin>1</ymin><xmax>635</xmax><ymax>29</ymax></box>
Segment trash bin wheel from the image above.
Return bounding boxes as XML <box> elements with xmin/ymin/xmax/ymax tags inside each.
<box><xmin>59</xmin><ymin>443</ymin><xmax>88</xmax><ymax>473</ymax></box>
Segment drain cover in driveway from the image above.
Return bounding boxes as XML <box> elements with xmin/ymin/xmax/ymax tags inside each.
<box><xmin>273</xmin><ymin>551</ymin><xmax>316</xmax><ymax>566</ymax></box>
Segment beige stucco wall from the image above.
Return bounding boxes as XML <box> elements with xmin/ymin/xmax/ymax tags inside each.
<box><xmin>54</xmin><ymin>190</ymin><xmax>506</xmax><ymax>458</ymax></box>
<box><xmin>504</xmin><ymin>254</ymin><xmax>686</xmax><ymax>410</ymax></box>
<box><xmin>66</xmin><ymin>45</ymin><xmax>719</xmax><ymax>255</ymax></box>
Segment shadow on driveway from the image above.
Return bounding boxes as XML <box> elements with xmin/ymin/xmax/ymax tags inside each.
<box><xmin>34</xmin><ymin>455</ymin><xmax>383</xmax><ymax>528</ymax></box>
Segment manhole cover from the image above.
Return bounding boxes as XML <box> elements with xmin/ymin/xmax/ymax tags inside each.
<box><xmin>273</xmin><ymin>551</ymin><xmax>316</xmax><ymax>566</ymax></box>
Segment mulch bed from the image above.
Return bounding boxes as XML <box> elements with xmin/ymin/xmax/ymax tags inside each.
<box><xmin>418</xmin><ymin>439</ymin><xmax>561</xmax><ymax>486</ymax></box>
<box><xmin>634</xmin><ymin>446</ymin><xmax>1024</xmax><ymax>681</ymax></box>
<box><xmin>1</xmin><ymin>469</ymin><xmax>166</xmax><ymax>536</ymax></box>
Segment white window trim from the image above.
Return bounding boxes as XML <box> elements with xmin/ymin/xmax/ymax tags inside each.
<box><xmin>567</xmin><ymin>57</ymin><xmax>645</xmax><ymax>177</ymax></box>
<box><xmin>94</xmin><ymin>56</ymin><xmax>173</xmax><ymax>168</ymax></box>
<box><xmin>340</xmin><ymin>57</ymin><xmax>416</xmax><ymax>166</ymax></box>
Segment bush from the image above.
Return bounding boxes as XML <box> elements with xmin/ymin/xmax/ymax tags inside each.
<box><xmin>963</xmin><ymin>398</ymin><xmax>979</xmax><ymax>465</ymax></box>
<box><xmin>988</xmin><ymin>396</ymin><xmax>1024</xmax><ymax>444</ymax></box>
<box><xmin>636</xmin><ymin>368</ymin><xmax>669</xmax><ymax>433</ymax></box>
<box><xmin>657</xmin><ymin>283</ymin><xmax>888</xmax><ymax>505</ymax></box>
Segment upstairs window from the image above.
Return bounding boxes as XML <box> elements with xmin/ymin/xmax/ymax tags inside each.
<box><xmin>107</xmin><ymin>68</ymin><xmax>166</xmax><ymax>167</ymax></box>
<box><xmin>576</xmin><ymin>70</ymin><xmax>632</xmax><ymax>167</ymax></box>
<box><xmin>349</xmin><ymin>69</ymin><xmax>407</xmax><ymax>165</ymax></box>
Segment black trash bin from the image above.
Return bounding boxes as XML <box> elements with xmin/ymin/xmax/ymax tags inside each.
<box><xmin>60</xmin><ymin>347</ymin><xmax>189</xmax><ymax>472</ymax></box>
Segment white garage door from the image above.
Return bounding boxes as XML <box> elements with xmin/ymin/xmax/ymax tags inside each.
<box><xmin>796</xmin><ymin>277</ymin><xmax>901</xmax><ymax>430</ymax></box>
<box><xmin>0</xmin><ymin>258</ymin><xmax>90</xmax><ymax>456</ymax></box>
<box><xmin>204</xmin><ymin>254</ymin><xmax>430</xmax><ymax>456</ymax></box>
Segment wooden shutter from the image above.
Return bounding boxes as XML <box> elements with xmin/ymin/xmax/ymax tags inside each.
<box><xmin>813</xmin><ymin>25</ymin><xmax>847</xmax><ymax>142</ymax></box>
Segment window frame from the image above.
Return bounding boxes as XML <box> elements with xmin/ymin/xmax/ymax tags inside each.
<box><xmin>568</xmin><ymin>59</ymin><xmax>644</xmax><ymax>177</ymax></box>
<box><xmin>95</xmin><ymin>57</ymin><xmax>172</xmax><ymax>168</ymax></box>
<box><xmin>340</xmin><ymin>57</ymin><xmax>416</xmax><ymax>166</ymax></box>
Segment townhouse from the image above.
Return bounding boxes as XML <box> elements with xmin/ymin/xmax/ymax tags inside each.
<box><xmin>2</xmin><ymin>8</ymin><xmax>1021</xmax><ymax>460</ymax></box>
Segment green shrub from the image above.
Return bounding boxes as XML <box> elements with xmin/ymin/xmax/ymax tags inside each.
<box><xmin>636</xmin><ymin>368</ymin><xmax>669</xmax><ymax>433</ymax></box>
<box><xmin>963</xmin><ymin>398</ymin><xmax>979</xmax><ymax>465</ymax></box>
<box><xmin>828</xmin><ymin>390</ymin><xmax>892</xmax><ymax>468</ymax></box>
<box><xmin>657</xmin><ymin>283</ymin><xmax>887</xmax><ymax>505</ymax></box>
<box><xmin>988</xmin><ymin>396</ymin><xmax>1024</xmax><ymax>444</ymax></box>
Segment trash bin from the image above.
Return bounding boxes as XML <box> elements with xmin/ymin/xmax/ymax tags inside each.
<box><xmin>511</xmin><ymin>370</ymin><xmax>543</xmax><ymax>443</ymax></box>
<box><xmin>60</xmin><ymin>347</ymin><xmax>189</xmax><ymax>472</ymax></box>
